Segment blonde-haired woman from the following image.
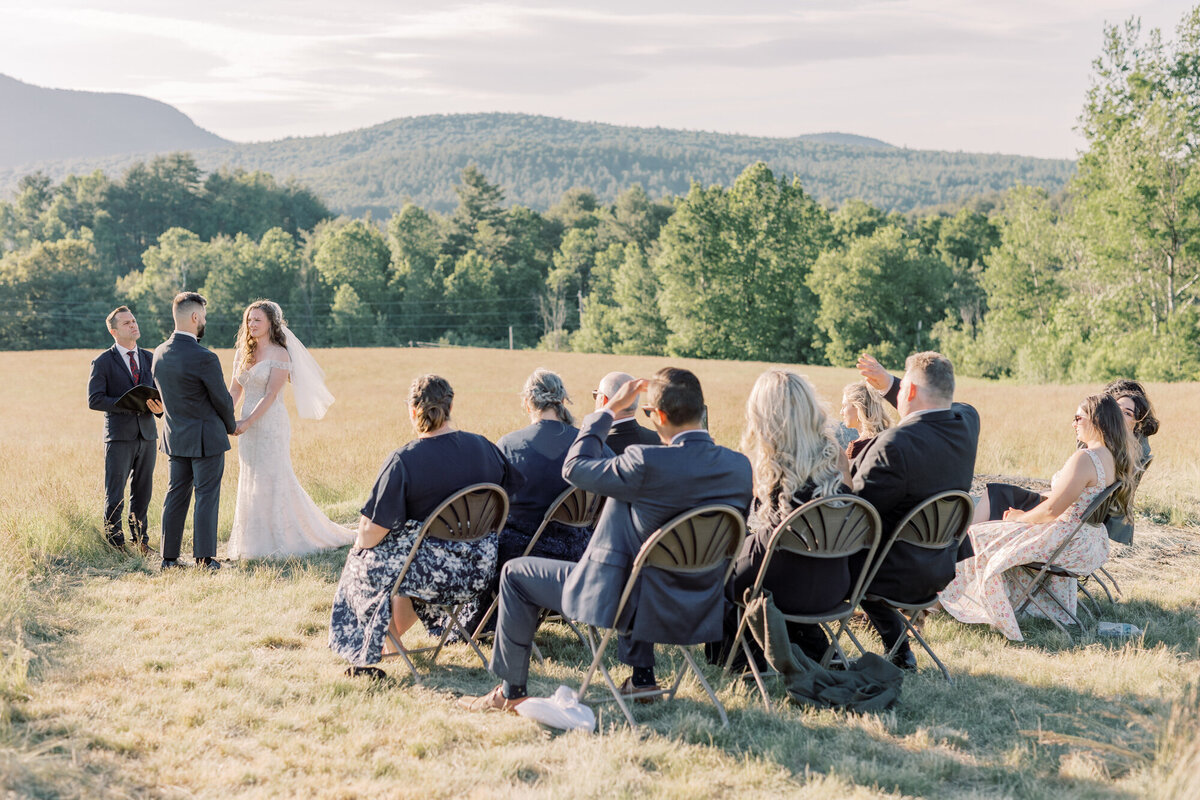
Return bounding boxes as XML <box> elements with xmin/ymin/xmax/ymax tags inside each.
<box><xmin>724</xmin><ymin>369</ymin><xmax>852</xmax><ymax>662</ymax></box>
<box><xmin>329</xmin><ymin>375</ymin><xmax>522</xmax><ymax>670</ymax></box>
<box><xmin>841</xmin><ymin>381</ymin><xmax>894</xmax><ymax>468</ymax></box>
<box><xmin>228</xmin><ymin>299</ymin><xmax>354</xmax><ymax>559</ymax></box>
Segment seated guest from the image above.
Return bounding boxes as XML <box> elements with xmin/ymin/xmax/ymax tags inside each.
<box><xmin>854</xmin><ymin>352</ymin><xmax>980</xmax><ymax>669</ymax></box>
<box><xmin>974</xmin><ymin>380</ymin><xmax>1157</xmax><ymax>545</ymax></box>
<box><xmin>725</xmin><ymin>369</ymin><xmax>852</xmax><ymax>662</ymax></box>
<box><xmin>594</xmin><ymin>371</ymin><xmax>659</xmax><ymax>454</ymax></box>
<box><xmin>328</xmin><ymin>374</ymin><xmax>522</xmax><ymax>668</ymax></box>
<box><xmin>841</xmin><ymin>380</ymin><xmax>894</xmax><ymax>471</ymax></box>
<box><xmin>939</xmin><ymin>394</ymin><xmax>1134</xmax><ymax>640</ymax></box>
<box><xmin>459</xmin><ymin>368</ymin><xmax>753</xmax><ymax>712</ymax></box>
<box><xmin>495</xmin><ymin>368</ymin><xmax>607</xmax><ymax>566</ymax></box>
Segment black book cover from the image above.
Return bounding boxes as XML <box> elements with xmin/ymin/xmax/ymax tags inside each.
<box><xmin>115</xmin><ymin>384</ymin><xmax>161</xmax><ymax>413</ymax></box>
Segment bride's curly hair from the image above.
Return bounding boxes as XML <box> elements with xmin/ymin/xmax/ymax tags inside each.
<box><xmin>1080</xmin><ymin>393</ymin><xmax>1136</xmax><ymax>519</ymax></box>
<box><xmin>741</xmin><ymin>369</ymin><xmax>843</xmax><ymax>530</ymax></box>
<box><xmin>235</xmin><ymin>300</ymin><xmax>288</xmax><ymax>369</ymax></box>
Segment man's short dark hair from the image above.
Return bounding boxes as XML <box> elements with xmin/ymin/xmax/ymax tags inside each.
<box><xmin>173</xmin><ymin>291</ymin><xmax>206</xmax><ymax>317</ymax></box>
<box><xmin>904</xmin><ymin>351</ymin><xmax>955</xmax><ymax>402</ymax></box>
<box><xmin>106</xmin><ymin>305</ymin><xmax>132</xmax><ymax>331</ymax></box>
<box><xmin>647</xmin><ymin>367</ymin><xmax>704</xmax><ymax>426</ymax></box>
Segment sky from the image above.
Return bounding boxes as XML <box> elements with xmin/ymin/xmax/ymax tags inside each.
<box><xmin>1</xmin><ymin>0</ymin><xmax>1196</xmax><ymax>159</ymax></box>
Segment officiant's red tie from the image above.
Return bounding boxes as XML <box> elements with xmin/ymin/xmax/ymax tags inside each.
<box><xmin>128</xmin><ymin>351</ymin><xmax>140</xmax><ymax>382</ymax></box>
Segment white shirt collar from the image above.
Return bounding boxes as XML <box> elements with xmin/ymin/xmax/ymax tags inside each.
<box><xmin>172</xmin><ymin>330</ymin><xmax>197</xmax><ymax>340</ymax></box>
<box><xmin>611</xmin><ymin>416</ymin><xmax>639</xmax><ymax>427</ymax></box>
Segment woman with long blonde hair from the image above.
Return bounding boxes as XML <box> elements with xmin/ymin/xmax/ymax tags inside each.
<box><xmin>724</xmin><ymin>369</ymin><xmax>852</xmax><ymax>662</ymax></box>
<box><xmin>841</xmin><ymin>381</ymin><xmax>894</xmax><ymax>465</ymax></box>
<box><xmin>227</xmin><ymin>299</ymin><xmax>353</xmax><ymax>559</ymax></box>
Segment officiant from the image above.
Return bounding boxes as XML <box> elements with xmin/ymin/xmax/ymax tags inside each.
<box><xmin>87</xmin><ymin>306</ymin><xmax>163</xmax><ymax>554</ymax></box>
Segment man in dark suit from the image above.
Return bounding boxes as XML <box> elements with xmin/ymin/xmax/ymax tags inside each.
<box><xmin>461</xmin><ymin>368</ymin><xmax>753</xmax><ymax>712</ymax></box>
<box><xmin>87</xmin><ymin>306</ymin><xmax>164</xmax><ymax>554</ymax></box>
<box><xmin>594</xmin><ymin>372</ymin><xmax>659</xmax><ymax>454</ymax></box>
<box><xmin>852</xmin><ymin>351</ymin><xmax>979</xmax><ymax>669</ymax></box>
<box><xmin>152</xmin><ymin>292</ymin><xmax>237</xmax><ymax>571</ymax></box>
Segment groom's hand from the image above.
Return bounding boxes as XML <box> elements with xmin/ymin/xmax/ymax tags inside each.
<box><xmin>234</xmin><ymin>420</ymin><xmax>249</xmax><ymax>435</ymax></box>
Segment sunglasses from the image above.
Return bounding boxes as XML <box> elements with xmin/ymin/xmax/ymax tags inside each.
<box><xmin>591</xmin><ymin>390</ymin><xmax>600</xmax><ymax>399</ymax></box>
<box><xmin>1072</xmin><ymin>415</ymin><xmax>1085</xmax><ymax>423</ymax></box>
<box><xmin>641</xmin><ymin>405</ymin><xmax>658</xmax><ymax>419</ymax></box>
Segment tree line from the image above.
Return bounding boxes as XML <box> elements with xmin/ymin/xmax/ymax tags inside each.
<box><xmin>1</xmin><ymin>12</ymin><xmax>1197</xmax><ymax>380</ymax></box>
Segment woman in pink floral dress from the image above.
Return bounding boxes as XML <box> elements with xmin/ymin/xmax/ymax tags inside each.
<box><xmin>939</xmin><ymin>394</ymin><xmax>1135</xmax><ymax>641</ymax></box>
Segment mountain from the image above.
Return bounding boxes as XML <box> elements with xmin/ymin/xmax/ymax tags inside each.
<box><xmin>0</xmin><ymin>74</ymin><xmax>227</xmax><ymax>169</ymax></box>
<box><xmin>1</xmin><ymin>107</ymin><xmax>1073</xmax><ymax>215</ymax></box>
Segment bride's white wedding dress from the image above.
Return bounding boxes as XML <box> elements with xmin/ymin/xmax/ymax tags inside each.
<box><xmin>228</xmin><ymin>357</ymin><xmax>355</xmax><ymax>559</ymax></box>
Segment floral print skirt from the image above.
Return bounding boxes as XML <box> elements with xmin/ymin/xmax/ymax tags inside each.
<box><xmin>328</xmin><ymin>518</ymin><xmax>498</xmax><ymax>666</ymax></box>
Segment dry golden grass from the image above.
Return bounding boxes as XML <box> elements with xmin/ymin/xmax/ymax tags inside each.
<box><xmin>1</xmin><ymin>347</ymin><xmax>1197</xmax><ymax>799</ymax></box>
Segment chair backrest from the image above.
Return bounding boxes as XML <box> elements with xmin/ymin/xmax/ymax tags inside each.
<box><xmin>893</xmin><ymin>490</ymin><xmax>975</xmax><ymax>550</ymax></box>
<box><xmin>607</xmin><ymin>505</ymin><xmax>746</xmax><ymax>633</ymax></box>
<box><xmin>770</xmin><ymin>494</ymin><xmax>882</xmax><ymax>560</ymax></box>
<box><xmin>546</xmin><ymin>485</ymin><xmax>604</xmax><ymax>528</ymax></box>
<box><xmin>421</xmin><ymin>483</ymin><xmax>510</xmax><ymax>543</ymax></box>
<box><xmin>751</xmin><ymin>494</ymin><xmax>882</xmax><ymax>615</ymax></box>
<box><xmin>1082</xmin><ymin>480</ymin><xmax>1123</xmax><ymax>526</ymax></box>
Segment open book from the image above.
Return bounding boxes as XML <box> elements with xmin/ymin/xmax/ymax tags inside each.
<box><xmin>115</xmin><ymin>384</ymin><xmax>161</xmax><ymax>413</ymax></box>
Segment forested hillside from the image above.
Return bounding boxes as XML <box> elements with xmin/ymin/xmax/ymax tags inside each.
<box><xmin>0</xmin><ymin>74</ymin><xmax>227</xmax><ymax>169</ymax></box>
<box><xmin>1</xmin><ymin>113</ymin><xmax>1074</xmax><ymax>216</ymax></box>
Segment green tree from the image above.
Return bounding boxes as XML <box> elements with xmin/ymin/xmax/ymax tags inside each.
<box><xmin>312</xmin><ymin>219</ymin><xmax>392</xmax><ymax>317</ymax></box>
<box><xmin>809</xmin><ymin>225</ymin><xmax>952</xmax><ymax>366</ymax></box>
<box><xmin>0</xmin><ymin>235</ymin><xmax>111</xmax><ymax>349</ymax></box>
<box><xmin>119</xmin><ymin>228</ymin><xmax>216</xmax><ymax>340</ymax></box>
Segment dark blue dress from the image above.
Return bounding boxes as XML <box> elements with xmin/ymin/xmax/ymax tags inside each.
<box><xmin>329</xmin><ymin>431</ymin><xmax>521</xmax><ymax>666</ymax></box>
<box><xmin>496</xmin><ymin>420</ymin><xmax>611</xmax><ymax>565</ymax></box>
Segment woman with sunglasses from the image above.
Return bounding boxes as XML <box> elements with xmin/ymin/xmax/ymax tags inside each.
<box><xmin>939</xmin><ymin>394</ymin><xmax>1136</xmax><ymax>640</ymax></box>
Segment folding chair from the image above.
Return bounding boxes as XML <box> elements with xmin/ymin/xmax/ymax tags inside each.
<box><xmin>576</xmin><ymin>504</ymin><xmax>746</xmax><ymax>728</ymax></box>
<box><xmin>383</xmin><ymin>482</ymin><xmax>509</xmax><ymax>684</ymax></box>
<box><xmin>1010</xmin><ymin>481</ymin><xmax>1122</xmax><ymax>642</ymax></box>
<box><xmin>471</xmin><ymin>484</ymin><xmax>603</xmax><ymax>655</ymax></box>
<box><xmin>861</xmin><ymin>490</ymin><xmax>974</xmax><ymax>683</ymax></box>
<box><xmin>722</xmin><ymin>495</ymin><xmax>882</xmax><ymax>711</ymax></box>
<box><xmin>1093</xmin><ymin>456</ymin><xmax>1151</xmax><ymax>602</ymax></box>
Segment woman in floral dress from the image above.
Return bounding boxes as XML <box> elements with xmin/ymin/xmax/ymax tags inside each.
<box><xmin>939</xmin><ymin>394</ymin><xmax>1135</xmax><ymax>641</ymax></box>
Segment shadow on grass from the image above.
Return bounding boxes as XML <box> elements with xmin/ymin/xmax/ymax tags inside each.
<box><xmin>353</xmin><ymin>622</ymin><xmax>1162</xmax><ymax>800</ymax></box>
<box><xmin>1005</xmin><ymin>595</ymin><xmax>1200</xmax><ymax>659</ymax></box>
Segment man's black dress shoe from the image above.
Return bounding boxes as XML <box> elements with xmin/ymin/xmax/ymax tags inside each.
<box><xmin>196</xmin><ymin>557</ymin><xmax>221</xmax><ymax>570</ymax></box>
<box><xmin>160</xmin><ymin>558</ymin><xmax>184</xmax><ymax>571</ymax></box>
<box><xmin>889</xmin><ymin>646</ymin><xmax>918</xmax><ymax>671</ymax></box>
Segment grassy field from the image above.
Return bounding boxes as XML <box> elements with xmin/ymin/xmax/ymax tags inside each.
<box><xmin>1</xmin><ymin>347</ymin><xmax>1198</xmax><ymax>799</ymax></box>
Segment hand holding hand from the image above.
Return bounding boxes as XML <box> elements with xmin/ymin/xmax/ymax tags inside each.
<box><xmin>856</xmin><ymin>353</ymin><xmax>892</xmax><ymax>393</ymax></box>
<box><xmin>234</xmin><ymin>420</ymin><xmax>250</xmax><ymax>436</ymax></box>
<box><xmin>145</xmin><ymin>398</ymin><xmax>164</xmax><ymax>414</ymax></box>
<box><xmin>604</xmin><ymin>378</ymin><xmax>648</xmax><ymax>417</ymax></box>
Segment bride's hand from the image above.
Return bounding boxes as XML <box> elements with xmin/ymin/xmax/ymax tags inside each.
<box><xmin>234</xmin><ymin>419</ymin><xmax>250</xmax><ymax>436</ymax></box>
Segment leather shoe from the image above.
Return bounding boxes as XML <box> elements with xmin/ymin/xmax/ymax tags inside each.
<box><xmin>458</xmin><ymin>685</ymin><xmax>526</xmax><ymax>713</ymax></box>
<box><xmin>889</xmin><ymin>646</ymin><xmax>918</xmax><ymax>671</ymax></box>
<box><xmin>135</xmin><ymin>540</ymin><xmax>153</xmax><ymax>557</ymax></box>
<box><xmin>196</xmin><ymin>557</ymin><xmax>221</xmax><ymax>570</ymax></box>
<box><xmin>160</xmin><ymin>558</ymin><xmax>184</xmax><ymax>571</ymax></box>
<box><xmin>617</xmin><ymin>677</ymin><xmax>663</xmax><ymax>704</ymax></box>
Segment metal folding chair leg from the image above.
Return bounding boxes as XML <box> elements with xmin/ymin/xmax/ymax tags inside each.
<box><xmin>578</xmin><ymin>627</ymin><xmax>639</xmax><ymax>728</ymax></box>
<box><xmin>381</xmin><ymin>631</ymin><xmax>424</xmax><ymax>685</ymax></box>
<box><xmin>677</xmin><ymin>647</ymin><xmax>729</xmax><ymax>728</ymax></box>
<box><xmin>886</xmin><ymin>615</ymin><xmax>953</xmax><ymax>683</ymax></box>
<box><xmin>1097</xmin><ymin>566</ymin><xmax>1122</xmax><ymax>598</ymax></box>
<box><xmin>739</xmin><ymin>637</ymin><xmax>771</xmax><ymax>712</ymax></box>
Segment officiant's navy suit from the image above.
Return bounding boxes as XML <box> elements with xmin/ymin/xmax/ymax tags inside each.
<box><xmin>88</xmin><ymin>344</ymin><xmax>158</xmax><ymax>548</ymax></box>
<box><xmin>489</xmin><ymin>410</ymin><xmax>752</xmax><ymax>686</ymax></box>
<box><xmin>152</xmin><ymin>332</ymin><xmax>237</xmax><ymax>562</ymax></box>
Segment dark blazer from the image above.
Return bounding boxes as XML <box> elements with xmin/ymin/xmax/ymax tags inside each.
<box><xmin>561</xmin><ymin>411</ymin><xmax>753</xmax><ymax>644</ymax></box>
<box><xmin>852</xmin><ymin>378</ymin><xmax>980</xmax><ymax>601</ymax></box>
<box><xmin>88</xmin><ymin>345</ymin><xmax>158</xmax><ymax>442</ymax></box>
<box><xmin>152</xmin><ymin>333</ymin><xmax>237</xmax><ymax>458</ymax></box>
<box><xmin>606</xmin><ymin>418</ymin><xmax>661</xmax><ymax>455</ymax></box>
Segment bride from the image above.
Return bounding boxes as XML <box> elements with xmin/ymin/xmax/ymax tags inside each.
<box><xmin>228</xmin><ymin>300</ymin><xmax>355</xmax><ymax>559</ymax></box>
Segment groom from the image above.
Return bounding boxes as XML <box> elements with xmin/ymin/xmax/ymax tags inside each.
<box><xmin>152</xmin><ymin>292</ymin><xmax>238</xmax><ymax>571</ymax></box>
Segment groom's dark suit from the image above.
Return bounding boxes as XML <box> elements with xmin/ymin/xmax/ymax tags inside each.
<box><xmin>489</xmin><ymin>411</ymin><xmax>752</xmax><ymax>686</ymax></box>
<box><xmin>152</xmin><ymin>332</ymin><xmax>237</xmax><ymax>561</ymax></box>
<box><xmin>88</xmin><ymin>344</ymin><xmax>158</xmax><ymax>548</ymax></box>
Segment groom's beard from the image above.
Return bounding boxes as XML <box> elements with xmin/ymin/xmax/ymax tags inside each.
<box><xmin>196</xmin><ymin>322</ymin><xmax>206</xmax><ymax>341</ymax></box>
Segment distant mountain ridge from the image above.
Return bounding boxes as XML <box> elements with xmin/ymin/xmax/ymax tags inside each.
<box><xmin>1</xmin><ymin>87</ymin><xmax>1074</xmax><ymax>214</ymax></box>
<box><xmin>0</xmin><ymin>74</ymin><xmax>227</xmax><ymax>169</ymax></box>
